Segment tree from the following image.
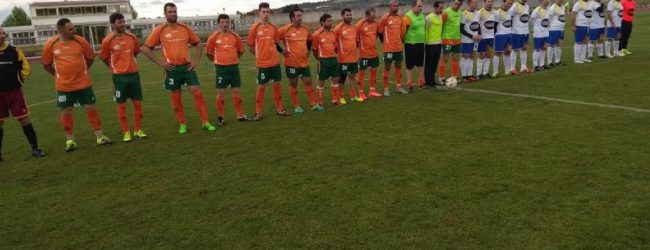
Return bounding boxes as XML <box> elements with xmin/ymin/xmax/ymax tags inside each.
<box><xmin>1</xmin><ymin>6</ymin><xmax>32</xmax><ymax>27</ymax></box>
<box><xmin>129</xmin><ymin>3</ymin><xmax>138</xmax><ymax>19</ymax></box>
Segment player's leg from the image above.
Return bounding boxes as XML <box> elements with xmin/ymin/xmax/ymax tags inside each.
<box><xmin>596</xmin><ymin>29</ymin><xmax>605</xmax><ymax>58</ymax></box>
<box><xmin>231</xmin><ymin>87</ymin><xmax>249</xmax><ymax>120</ymax></box>
<box><xmin>301</xmin><ymin>73</ymin><xmax>317</xmax><ymax>110</ymax></box>
<box><xmin>439</xmin><ymin>46</ymin><xmax>449</xmax><ymax>81</ymax></box>
<box><xmin>483</xmin><ymin>40</ymin><xmax>493</xmax><ymax>79</ymax></box>
<box><xmin>254</xmin><ymin>67</ymin><xmax>270</xmax><ymax>121</ymax></box>
<box><xmin>461</xmin><ymin>43</ymin><xmax>472</xmax><ymax>81</ymax></box>
<box><xmin>357</xmin><ymin>59</ymin><xmax>367</xmax><ymax>99</ymax></box>
<box><xmin>184</xmin><ymin>68</ymin><xmax>212</xmax><ymax>130</ymax></box>
<box><xmin>383</xmin><ymin>53</ymin><xmax>393</xmax><ymax>96</ymax></box>
<box><xmin>424</xmin><ymin>44</ymin><xmax>435</xmax><ymax>86</ymax></box>
<box><xmin>286</xmin><ymin>67</ymin><xmax>302</xmax><ymax>113</ymax></box>
<box><xmin>112</xmin><ymin>74</ymin><xmax>131</xmax><ymax>141</ymax></box>
<box><xmin>394</xmin><ymin>59</ymin><xmax>407</xmax><ymax>93</ymax></box>
<box><xmin>415</xmin><ymin>44</ymin><xmax>425</xmax><ymax>87</ymax></box>
<box><xmin>215</xmin><ymin>68</ymin><xmax>228</xmax><ymax>125</ymax></box>
<box><xmin>78</xmin><ymin>87</ymin><xmax>112</xmax><ymax>145</ymax></box>
<box><xmin>165</xmin><ymin>69</ymin><xmax>187</xmax><ymax>130</ymax></box>
<box><xmin>215</xmin><ymin>88</ymin><xmax>227</xmax><ymax>126</ymax></box>
<box><xmin>347</xmin><ymin>63</ymin><xmax>363</xmax><ymax>102</ymax></box>
<box><xmin>404</xmin><ymin>44</ymin><xmax>415</xmax><ymax>88</ymax></box>
<box><xmin>337</xmin><ymin>64</ymin><xmax>349</xmax><ymax>103</ymax></box>
<box><xmin>542</xmin><ymin>39</ymin><xmax>550</xmax><ymax>69</ymax></box>
<box><xmin>520</xmin><ymin>35</ymin><xmax>530</xmax><ymax>72</ymax></box>
<box><xmin>128</xmin><ymin>73</ymin><xmax>145</xmax><ymax>138</ymax></box>
<box><xmin>613</xmin><ymin>28</ymin><xmax>621</xmax><ymax>56</ymax></box>
<box><xmin>2</xmin><ymin>89</ymin><xmax>43</xmax><ymax>158</ymax></box>
<box><xmin>56</xmin><ymin>90</ymin><xmax>76</xmax><ymax>151</ymax></box>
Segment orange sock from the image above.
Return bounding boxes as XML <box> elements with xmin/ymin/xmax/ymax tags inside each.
<box><xmin>117</xmin><ymin>102</ymin><xmax>128</xmax><ymax>133</ymax></box>
<box><xmin>369</xmin><ymin>68</ymin><xmax>377</xmax><ymax>90</ymax></box>
<box><xmin>395</xmin><ymin>67</ymin><xmax>403</xmax><ymax>88</ymax></box>
<box><xmin>338</xmin><ymin>84</ymin><xmax>346</xmax><ymax>99</ymax></box>
<box><xmin>132</xmin><ymin>100</ymin><xmax>143</xmax><ymax>131</ymax></box>
<box><xmin>86</xmin><ymin>109</ymin><xmax>102</xmax><ymax>131</ymax></box>
<box><xmin>233</xmin><ymin>95</ymin><xmax>244</xmax><ymax>117</ymax></box>
<box><xmin>439</xmin><ymin>60</ymin><xmax>446</xmax><ymax>78</ymax></box>
<box><xmin>255</xmin><ymin>87</ymin><xmax>265</xmax><ymax>114</ymax></box>
<box><xmin>451</xmin><ymin>58</ymin><xmax>459</xmax><ymax>77</ymax></box>
<box><xmin>170</xmin><ymin>91</ymin><xmax>185</xmax><ymax>124</ymax></box>
<box><xmin>383</xmin><ymin>70</ymin><xmax>390</xmax><ymax>90</ymax></box>
<box><xmin>272</xmin><ymin>83</ymin><xmax>284</xmax><ymax>112</ymax></box>
<box><xmin>331</xmin><ymin>84</ymin><xmax>340</xmax><ymax>101</ymax></box>
<box><xmin>357</xmin><ymin>70</ymin><xmax>366</xmax><ymax>92</ymax></box>
<box><xmin>348</xmin><ymin>84</ymin><xmax>356</xmax><ymax>98</ymax></box>
<box><xmin>305</xmin><ymin>85</ymin><xmax>316</xmax><ymax>106</ymax></box>
<box><xmin>61</xmin><ymin>112</ymin><xmax>74</xmax><ymax>135</ymax></box>
<box><xmin>289</xmin><ymin>85</ymin><xmax>299</xmax><ymax>108</ymax></box>
<box><xmin>191</xmin><ymin>89</ymin><xmax>209</xmax><ymax>124</ymax></box>
<box><xmin>317</xmin><ymin>86</ymin><xmax>324</xmax><ymax>105</ymax></box>
<box><xmin>216</xmin><ymin>94</ymin><xmax>225</xmax><ymax>117</ymax></box>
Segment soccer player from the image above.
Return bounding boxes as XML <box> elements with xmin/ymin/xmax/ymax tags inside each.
<box><xmin>531</xmin><ymin>0</ymin><xmax>552</xmax><ymax>71</ymax></box>
<box><xmin>618</xmin><ymin>0</ymin><xmax>635</xmax><ymax>56</ymax></box>
<box><xmin>248</xmin><ymin>2</ymin><xmax>290</xmax><ymax>120</ymax></box>
<box><xmin>42</xmin><ymin>18</ymin><xmax>112</xmax><ymax>151</ymax></box>
<box><xmin>460</xmin><ymin>0</ymin><xmax>481</xmax><ymax>82</ymax></box>
<box><xmin>206</xmin><ymin>14</ymin><xmax>250</xmax><ymax>126</ymax></box>
<box><xmin>99</xmin><ymin>13</ymin><xmax>146</xmax><ymax>142</ymax></box>
<box><xmin>477</xmin><ymin>0</ymin><xmax>497</xmax><ymax>79</ymax></box>
<box><xmin>378</xmin><ymin>0</ymin><xmax>408</xmax><ymax>96</ymax></box>
<box><xmin>509</xmin><ymin>0</ymin><xmax>532</xmax><ymax>73</ymax></box>
<box><xmin>402</xmin><ymin>0</ymin><xmax>426</xmax><ymax>90</ymax></box>
<box><xmin>439</xmin><ymin>0</ymin><xmax>463</xmax><ymax>82</ymax></box>
<box><xmin>572</xmin><ymin>0</ymin><xmax>593</xmax><ymax>63</ymax></box>
<box><xmin>588</xmin><ymin>0</ymin><xmax>607</xmax><ymax>60</ymax></box>
<box><xmin>356</xmin><ymin>8</ymin><xmax>383</xmax><ymax>98</ymax></box>
<box><xmin>493</xmin><ymin>0</ymin><xmax>515</xmax><ymax>76</ymax></box>
<box><xmin>424</xmin><ymin>1</ymin><xmax>446</xmax><ymax>87</ymax></box>
<box><xmin>334</xmin><ymin>8</ymin><xmax>363</xmax><ymax>103</ymax></box>
<box><xmin>141</xmin><ymin>3</ymin><xmax>214</xmax><ymax>133</ymax></box>
<box><xmin>547</xmin><ymin>0</ymin><xmax>567</xmax><ymax>66</ymax></box>
<box><xmin>312</xmin><ymin>14</ymin><xmax>339</xmax><ymax>107</ymax></box>
<box><xmin>0</xmin><ymin>27</ymin><xmax>44</xmax><ymax>160</ymax></box>
<box><xmin>605</xmin><ymin>0</ymin><xmax>623</xmax><ymax>57</ymax></box>
<box><xmin>277</xmin><ymin>8</ymin><xmax>320</xmax><ymax>112</ymax></box>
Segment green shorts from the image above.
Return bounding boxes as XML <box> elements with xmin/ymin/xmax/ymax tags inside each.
<box><xmin>285</xmin><ymin>66</ymin><xmax>312</xmax><ymax>79</ymax></box>
<box><xmin>383</xmin><ymin>51</ymin><xmax>403</xmax><ymax>63</ymax></box>
<box><xmin>56</xmin><ymin>86</ymin><xmax>96</xmax><ymax>109</ymax></box>
<box><xmin>257</xmin><ymin>65</ymin><xmax>282</xmax><ymax>84</ymax></box>
<box><xmin>318</xmin><ymin>58</ymin><xmax>339</xmax><ymax>80</ymax></box>
<box><xmin>359</xmin><ymin>57</ymin><xmax>380</xmax><ymax>70</ymax></box>
<box><xmin>339</xmin><ymin>62</ymin><xmax>359</xmax><ymax>75</ymax></box>
<box><xmin>215</xmin><ymin>64</ymin><xmax>241</xmax><ymax>89</ymax></box>
<box><xmin>443</xmin><ymin>44</ymin><xmax>461</xmax><ymax>54</ymax></box>
<box><xmin>112</xmin><ymin>73</ymin><xmax>143</xmax><ymax>103</ymax></box>
<box><xmin>165</xmin><ymin>64</ymin><xmax>200</xmax><ymax>90</ymax></box>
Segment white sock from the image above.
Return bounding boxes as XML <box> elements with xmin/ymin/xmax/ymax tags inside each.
<box><xmin>587</xmin><ymin>43</ymin><xmax>594</xmax><ymax>58</ymax></box>
<box><xmin>510</xmin><ymin>52</ymin><xmax>517</xmax><ymax>71</ymax></box>
<box><xmin>467</xmin><ymin>58</ymin><xmax>474</xmax><ymax>76</ymax></box>
<box><xmin>492</xmin><ymin>55</ymin><xmax>500</xmax><ymax>75</ymax></box>
<box><xmin>596</xmin><ymin>43</ymin><xmax>604</xmax><ymax>56</ymax></box>
<box><xmin>477</xmin><ymin>58</ymin><xmax>484</xmax><ymax>76</ymax></box>
<box><xmin>483</xmin><ymin>57</ymin><xmax>491</xmax><ymax>74</ymax></box>
<box><xmin>547</xmin><ymin>47</ymin><xmax>554</xmax><ymax>64</ymax></box>
<box><xmin>613</xmin><ymin>40</ymin><xmax>620</xmax><ymax>55</ymax></box>
<box><xmin>520</xmin><ymin>50</ymin><xmax>528</xmax><ymax>70</ymax></box>
<box><xmin>555</xmin><ymin>47</ymin><xmax>562</xmax><ymax>63</ymax></box>
<box><xmin>540</xmin><ymin>50</ymin><xmax>546</xmax><ymax>66</ymax></box>
<box><xmin>533</xmin><ymin>50</ymin><xmax>539</xmax><ymax>67</ymax></box>
<box><xmin>605</xmin><ymin>40</ymin><xmax>612</xmax><ymax>56</ymax></box>
<box><xmin>574</xmin><ymin>44</ymin><xmax>580</xmax><ymax>62</ymax></box>
<box><xmin>580</xmin><ymin>44</ymin><xmax>587</xmax><ymax>61</ymax></box>
<box><xmin>461</xmin><ymin>58</ymin><xmax>467</xmax><ymax>76</ymax></box>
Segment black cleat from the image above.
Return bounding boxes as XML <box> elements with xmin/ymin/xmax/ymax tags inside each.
<box><xmin>32</xmin><ymin>148</ymin><xmax>45</xmax><ymax>158</ymax></box>
<box><xmin>216</xmin><ymin>116</ymin><xmax>225</xmax><ymax>127</ymax></box>
<box><xmin>237</xmin><ymin>115</ymin><xmax>251</xmax><ymax>122</ymax></box>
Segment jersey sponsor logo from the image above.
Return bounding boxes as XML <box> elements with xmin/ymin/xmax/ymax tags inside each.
<box><xmin>541</xmin><ymin>19</ymin><xmax>550</xmax><ymax>27</ymax></box>
<box><xmin>113</xmin><ymin>45</ymin><xmax>121</xmax><ymax>50</ymax></box>
<box><xmin>469</xmin><ymin>21</ymin><xmax>480</xmax><ymax>31</ymax></box>
<box><xmin>598</xmin><ymin>11</ymin><xmax>605</xmax><ymax>18</ymax></box>
<box><xmin>626</xmin><ymin>8</ymin><xmax>634</xmax><ymax>16</ymax></box>
<box><xmin>216</xmin><ymin>39</ymin><xmax>222</xmax><ymax>44</ymax></box>
<box><xmin>321</xmin><ymin>38</ymin><xmax>326</xmax><ymax>42</ymax></box>
<box><xmin>503</xmin><ymin>20</ymin><xmax>512</xmax><ymax>28</ymax></box>
<box><xmin>618</xmin><ymin>10</ymin><xmax>623</xmax><ymax>17</ymax></box>
<box><xmin>258</xmin><ymin>31</ymin><xmax>264</xmax><ymax>35</ymax></box>
<box><xmin>165</xmin><ymin>33</ymin><xmax>172</xmax><ymax>38</ymax></box>
<box><xmin>519</xmin><ymin>14</ymin><xmax>530</xmax><ymax>23</ymax></box>
<box><xmin>54</xmin><ymin>49</ymin><xmax>61</xmax><ymax>55</ymax></box>
<box><xmin>291</xmin><ymin>33</ymin><xmax>297</xmax><ymax>37</ymax></box>
<box><xmin>484</xmin><ymin>20</ymin><xmax>496</xmax><ymax>29</ymax></box>
<box><xmin>558</xmin><ymin>15</ymin><xmax>566</xmax><ymax>22</ymax></box>
<box><xmin>584</xmin><ymin>10</ymin><xmax>593</xmax><ymax>18</ymax></box>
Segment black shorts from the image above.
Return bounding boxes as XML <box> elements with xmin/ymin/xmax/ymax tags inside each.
<box><xmin>405</xmin><ymin>43</ymin><xmax>425</xmax><ymax>69</ymax></box>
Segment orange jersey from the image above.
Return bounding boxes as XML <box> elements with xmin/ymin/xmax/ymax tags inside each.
<box><xmin>333</xmin><ymin>22</ymin><xmax>358</xmax><ymax>63</ymax></box>
<box><xmin>312</xmin><ymin>28</ymin><xmax>338</xmax><ymax>59</ymax></box>
<box><xmin>247</xmin><ymin>22</ymin><xmax>280</xmax><ymax>68</ymax></box>
<box><xmin>41</xmin><ymin>35</ymin><xmax>95</xmax><ymax>92</ymax></box>
<box><xmin>277</xmin><ymin>24</ymin><xmax>311</xmax><ymax>68</ymax></box>
<box><xmin>355</xmin><ymin>19</ymin><xmax>379</xmax><ymax>58</ymax></box>
<box><xmin>378</xmin><ymin>13</ymin><xmax>404</xmax><ymax>52</ymax></box>
<box><xmin>144</xmin><ymin>22</ymin><xmax>200</xmax><ymax>65</ymax></box>
<box><xmin>99</xmin><ymin>32</ymin><xmax>139</xmax><ymax>74</ymax></box>
<box><xmin>206</xmin><ymin>31</ymin><xmax>243</xmax><ymax>66</ymax></box>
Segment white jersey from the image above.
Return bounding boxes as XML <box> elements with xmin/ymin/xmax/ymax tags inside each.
<box><xmin>607</xmin><ymin>0</ymin><xmax>623</xmax><ymax>27</ymax></box>
<box><xmin>461</xmin><ymin>9</ymin><xmax>481</xmax><ymax>43</ymax></box>
<box><xmin>548</xmin><ymin>3</ymin><xmax>566</xmax><ymax>31</ymax></box>
<box><xmin>494</xmin><ymin>8</ymin><xmax>513</xmax><ymax>35</ymax></box>
<box><xmin>509</xmin><ymin>1</ymin><xmax>531</xmax><ymax>35</ymax></box>
<box><xmin>590</xmin><ymin>1</ymin><xmax>606</xmax><ymax>29</ymax></box>
<box><xmin>572</xmin><ymin>0</ymin><xmax>593</xmax><ymax>27</ymax></box>
<box><xmin>531</xmin><ymin>6</ymin><xmax>551</xmax><ymax>38</ymax></box>
<box><xmin>479</xmin><ymin>7</ymin><xmax>497</xmax><ymax>39</ymax></box>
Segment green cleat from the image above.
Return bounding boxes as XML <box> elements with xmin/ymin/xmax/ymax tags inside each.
<box><xmin>178</xmin><ymin>124</ymin><xmax>188</xmax><ymax>134</ymax></box>
<box><xmin>123</xmin><ymin>131</ymin><xmax>132</xmax><ymax>142</ymax></box>
<box><xmin>623</xmin><ymin>49</ymin><xmax>632</xmax><ymax>55</ymax></box>
<box><xmin>202</xmin><ymin>122</ymin><xmax>217</xmax><ymax>132</ymax></box>
<box><xmin>339</xmin><ymin>98</ymin><xmax>347</xmax><ymax>105</ymax></box>
<box><xmin>65</xmin><ymin>139</ymin><xmax>77</xmax><ymax>152</ymax></box>
<box><xmin>311</xmin><ymin>105</ymin><xmax>324</xmax><ymax>112</ymax></box>
<box><xmin>96</xmin><ymin>135</ymin><xmax>113</xmax><ymax>145</ymax></box>
<box><xmin>134</xmin><ymin>130</ymin><xmax>148</xmax><ymax>138</ymax></box>
<box><xmin>294</xmin><ymin>106</ymin><xmax>304</xmax><ymax>113</ymax></box>
<box><xmin>352</xmin><ymin>96</ymin><xmax>364</xmax><ymax>102</ymax></box>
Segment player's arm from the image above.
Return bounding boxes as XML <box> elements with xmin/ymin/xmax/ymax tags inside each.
<box><xmin>606</xmin><ymin>3</ymin><xmax>616</xmax><ymax>28</ymax></box>
<box><xmin>141</xmin><ymin>28</ymin><xmax>173</xmax><ymax>70</ymax></box>
<box><xmin>377</xmin><ymin>15</ymin><xmax>386</xmax><ymax>43</ymax></box>
<box><xmin>401</xmin><ymin>16</ymin><xmax>410</xmax><ymax>42</ymax></box>
<box><xmin>17</xmin><ymin>49</ymin><xmax>30</xmax><ymax>80</ymax></box>
<box><xmin>247</xmin><ymin>25</ymin><xmax>257</xmax><ymax>55</ymax></box>
<box><xmin>98</xmin><ymin>39</ymin><xmax>111</xmax><ymax>68</ymax></box>
<box><xmin>311</xmin><ymin>33</ymin><xmax>319</xmax><ymax>59</ymax></box>
<box><xmin>571</xmin><ymin>3</ymin><xmax>578</xmax><ymax>31</ymax></box>
<box><xmin>188</xmin><ymin>31</ymin><xmax>202</xmax><ymax>71</ymax></box>
<box><xmin>205</xmin><ymin>34</ymin><xmax>215</xmax><ymax>62</ymax></box>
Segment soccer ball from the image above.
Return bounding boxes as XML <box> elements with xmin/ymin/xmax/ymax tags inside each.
<box><xmin>445</xmin><ymin>77</ymin><xmax>457</xmax><ymax>88</ymax></box>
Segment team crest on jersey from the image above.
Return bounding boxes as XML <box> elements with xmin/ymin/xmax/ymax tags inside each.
<box><xmin>388</xmin><ymin>20</ymin><xmax>393</xmax><ymax>24</ymax></box>
<box><xmin>584</xmin><ymin>10</ymin><xmax>593</xmax><ymax>18</ymax></box>
<box><xmin>618</xmin><ymin>10</ymin><xmax>623</xmax><ymax>17</ymax></box>
<box><xmin>598</xmin><ymin>11</ymin><xmax>605</xmax><ymax>18</ymax></box>
<box><xmin>165</xmin><ymin>33</ymin><xmax>172</xmax><ymax>38</ymax></box>
<box><xmin>558</xmin><ymin>15</ymin><xmax>566</xmax><ymax>22</ymax></box>
<box><xmin>113</xmin><ymin>45</ymin><xmax>121</xmax><ymax>50</ymax></box>
<box><xmin>484</xmin><ymin>20</ymin><xmax>495</xmax><ymax>29</ymax></box>
<box><xmin>321</xmin><ymin>38</ymin><xmax>326</xmax><ymax>42</ymax></box>
<box><xmin>54</xmin><ymin>49</ymin><xmax>61</xmax><ymax>55</ymax></box>
<box><xmin>627</xmin><ymin>9</ymin><xmax>634</xmax><ymax>16</ymax></box>
<box><xmin>216</xmin><ymin>39</ymin><xmax>222</xmax><ymax>44</ymax></box>
<box><xmin>541</xmin><ymin>19</ymin><xmax>550</xmax><ymax>27</ymax></box>
<box><xmin>520</xmin><ymin>14</ymin><xmax>530</xmax><ymax>23</ymax></box>
<box><xmin>503</xmin><ymin>20</ymin><xmax>512</xmax><ymax>27</ymax></box>
<box><xmin>258</xmin><ymin>31</ymin><xmax>263</xmax><ymax>35</ymax></box>
<box><xmin>469</xmin><ymin>22</ymin><xmax>480</xmax><ymax>31</ymax></box>
<box><xmin>291</xmin><ymin>33</ymin><xmax>297</xmax><ymax>37</ymax></box>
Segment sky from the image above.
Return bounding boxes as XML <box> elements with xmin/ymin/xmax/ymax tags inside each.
<box><xmin>0</xmin><ymin>0</ymin><xmax>321</xmax><ymax>22</ymax></box>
